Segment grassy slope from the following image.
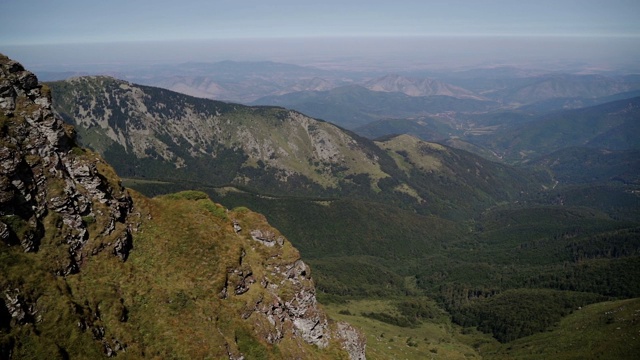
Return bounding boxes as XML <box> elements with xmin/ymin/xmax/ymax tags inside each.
<box><xmin>324</xmin><ymin>299</ymin><xmax>487</xmax><ymax>360</ymax></box>
<box><xmin>2</xmin><ymin>190</ymin><xmax>348</xmax><ymax>359</ymax></box>
<box><xmin>322</xmin><ymin>296</ymin><xmax>640</xmax><ymax>360</ymax></box>
<box><xmin>481</xmin><ymin>297</ymin><xmax>640</xmax><ymax>359</ymax></box>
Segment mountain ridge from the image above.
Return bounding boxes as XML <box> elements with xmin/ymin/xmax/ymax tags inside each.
<box><xmin>48</xmin><ymin>75</ymin><xmax>538</xmax><ymax>221</ymax></box>
<box><xmin>482</xmin><ymin>96</ymin><xmax>640</xmax><ymax>162</ymax></box>
<box><xmin>251</xmin><ymin>84</ymin><xmax>499</xmax><ymax>129</ymax></box>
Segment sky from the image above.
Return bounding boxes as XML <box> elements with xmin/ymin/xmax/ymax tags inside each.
<box><xmin>1</xmin><ymin>0</ymin><xmax>639</xmax><ymax>70</ymax></box>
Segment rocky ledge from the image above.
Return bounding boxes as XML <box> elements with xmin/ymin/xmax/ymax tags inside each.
<box><xmin>224</xmin><ymin>210</ymin><xmax>366</xmax><ymax>359</ymax></box>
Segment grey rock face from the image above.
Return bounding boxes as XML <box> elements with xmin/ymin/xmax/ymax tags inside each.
<box><xmin>336</xmin><ymin>321</ymin><xmax>367</xmax><ymax>360</ymax></box>
<box><xmin>255</xmin><ymin>258</ymin><xmax>330</xmax><ymax>348</ymax></box>
<box><xmin>250</xmin><ymin>228</ymin><xmax>284</xmax><ymax>247</ymax></box>
<box><xmin>4</xmin><ymin>289</ymin><xmax>35</xmax><ymax>324</ymax></box>
<box><xmin>0</xmin><ymin>54</ymin><xmax>135</xmax><ymax>273</ymax></box>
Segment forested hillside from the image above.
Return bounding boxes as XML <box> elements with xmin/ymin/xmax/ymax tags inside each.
<box><xmin>46</xmin><ymin>71</ymin><xmax>640</xmax><ymax>359</ymax></box>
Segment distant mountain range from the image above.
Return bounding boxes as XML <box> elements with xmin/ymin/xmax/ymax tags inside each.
<box><xmin>481</xmin><ymin>96</ymin><xmax>640</xmax><ymax>162</ymax></box>
<box><xmin>488</xmin><ymin>74</ymin><xmax>639</xmax><ymax>104</ymax></box>
<box><xmin>351</xmin><ymin>94</ymin><xmax>640</xmax><ymax>167</ymax></box>
<box><xmin>251</xmin><ymin>85</ymin><xmax>498</xmax><ymax>129</ymax></box>
<box><xmin>363</xmin><ymin>74</ymin><xmax>483</xmax><ymax>99</ymax></box>
<box><xmin>38</xmin><ymin>61</ymin><xmax>640</xmax><ymax>125</ymax></box>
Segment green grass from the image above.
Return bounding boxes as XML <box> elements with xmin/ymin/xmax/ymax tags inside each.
<box><xmin>2</xmin><ymin>189</ymin><xmax>352</xmax><ymax>358</ymax></box>
<box><xmin>481</xmin><ymin>297</ymin><xmax>640</xmax><ymax>359</ymax></box>
<box><xmin>325</xmin><ymin>298</ymin><xmax>487</xmax><ymax>360</ymax></box>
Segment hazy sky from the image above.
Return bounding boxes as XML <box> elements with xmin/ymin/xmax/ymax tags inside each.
<box><xmin>1</xmin><ymin>0</ymin><xmax>639</xmax><ymax>44</ymax></box>
<box><xmin>1</xmin><ymin>1</ymin><xmax>639</xmax><ymax>70</ymax></box>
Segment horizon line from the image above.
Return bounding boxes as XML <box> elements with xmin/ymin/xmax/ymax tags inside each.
<box><xmin>3</xmin><ymin>33</ymin><xmax>640</xmax><ymax>47</ymax></box>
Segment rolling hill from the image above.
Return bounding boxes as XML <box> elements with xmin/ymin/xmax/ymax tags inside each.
<box><xmin>251</xmin><ymin>85</ymin><xmax>499</xmax><ymax>129</ymax></box>
<box><xmin>480</xmin><ymin>97</ymin><xmax>640</xmax><ymax>162</ymax></box>
<box><xmin>363</xmin><ymin>74</ymin><xmax>482</xmax><ymax>99</ymax></box>
<box><xmin>493</xmin><ymin>74</ymin><xmax>637</xmax><ymax>105</ymax></box>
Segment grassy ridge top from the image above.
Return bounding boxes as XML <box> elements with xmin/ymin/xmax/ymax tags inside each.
<box><xmin>2</xmin><ymin>190</ymin><xmax>353</xmax><ymax>358</ymax></box>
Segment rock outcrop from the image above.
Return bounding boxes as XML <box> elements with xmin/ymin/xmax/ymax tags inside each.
<box><xmin>0</xmin><ymin>53</ymin><xmax>138</xmax><ymax>359</ymax></box>
<box><xmin>0</xmin><ymin>54</ymin><xmax>134</xmax><ymax>273</ymax></box>
<box><xmin>225</xmin><ymin>211</ymin><xmax>366</xmax><ymax>358</ymax></box>
<box><xmin>335</xmin><ymin>321</ymin><xmax>367</xmax><ymax>360</ymax></box>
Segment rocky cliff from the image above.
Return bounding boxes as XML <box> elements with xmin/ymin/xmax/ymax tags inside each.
<box><xmin>0</xmin><ymin>54</ymin><xmax>365</xmax><ymax>359</ymax></box>
<box><xmin>0</xmin><ymin>54</ymin><xmax>134</xmax><ymax>273</ymax></box>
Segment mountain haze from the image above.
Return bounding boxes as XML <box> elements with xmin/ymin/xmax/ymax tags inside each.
<box><xmin>364</xmin><ymin>74</ymin><xmax>482</xmax><ymax>99</ymax></box>
<box><xmin>482</xmin><ymin>97</ymin><xmax>640</xmax><ymax>162</ymax></box>
<box><xmin>124</xmin><ymin>61</ymin><xmax>346</xmax><ymax>103</ymax></box>
<box><xmin>252</xmin><ymin>85</ymin><xmax>498</xmax><ymax>129</ymax></box>
<box><xmin>494</xmin><ymin>74</ymin><xmax>637</xmax><ymax>105</ymax></box>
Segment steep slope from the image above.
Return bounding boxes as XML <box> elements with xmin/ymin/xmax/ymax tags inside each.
<box><xmin>0</xmin><ymin>55</ymin><xmax>365</xmax><ymax>359</ymax></box>
<box><xmin>375</xmin><ymin>135</ymin><xmax>537</xmax><ymax>217</ymax></box>
<box><xmin>0</xmin><ymin>56</ymin><xmax>135</xmax><ymax>275</ymax></box>
<box><xmin>364</xmin><ymin>74</ymin><xmax>482</xmax><ymax>99</ymax></box>
<box><xmin>49</xmin><ymin>77</ymin><xmax>538</xmax><ymax>221</ymax></box>
<box><xmin>49</xmin><ymin>77</ymin><xmax>388</xmax><ymax>197</ymax></box>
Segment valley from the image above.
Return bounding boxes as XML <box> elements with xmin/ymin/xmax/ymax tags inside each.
<box><xmin>43</xmin><ymin>61</ymin><xmax>640</xmax><ymax>358</ymax></box>
<box><xmin>1</xmin><ymin>51</ymin><xmax>638</xmax><ymax>359</ymax></box>
<box><xmin>1</xmin><ymin>0</ymin><xmax>639</xmax><ymax>358</ymax></box>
